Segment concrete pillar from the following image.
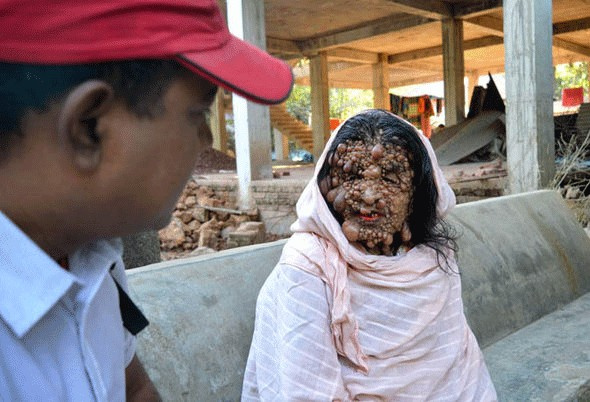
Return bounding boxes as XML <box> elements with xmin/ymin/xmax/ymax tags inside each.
<box><xmin>504</xmin><ymin>0</ymin><xmax>554</xmax><ymax>192</ymax></box>
<box><xmin>310</xmin><ymin>51</ymin><xmax>330</xmax><ymax>161</ymax></box>
<box><xmin>373</xmin><ymin>53</ymin><xmax>391</xmax><ymax>111</ymax></box>
<box><xmin>273</xmin><ymin>128</ymin><xmax>289</xmax><ymax>161</ymax></box>
<box><xmin>442</xmin><ymin>18</ymin><xmax>466</xmax><ymax>126</ymax></box>
<box><xmin>210</xmin><ymin>90</ymin><xmax>228</xmax><ymax>154</ymax></box>
<box><xmin>227</xmin><ymin>0</ymin><xmax>273</xmax><ymax>209</ymax></box>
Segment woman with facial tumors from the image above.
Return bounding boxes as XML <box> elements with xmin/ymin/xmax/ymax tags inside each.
<box><xmin>242</xmin><ymin>109</ymin><xmax>497</xmax><ymax>401</ymax></box>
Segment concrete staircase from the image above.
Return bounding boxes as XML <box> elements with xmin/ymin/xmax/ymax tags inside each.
<box><xmin>269</xmin><ymin>103</ymin><xmax>313</xmax><ymax>152</ymax></box>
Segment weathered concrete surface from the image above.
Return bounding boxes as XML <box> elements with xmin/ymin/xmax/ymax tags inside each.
<box><xmin>504</xmin><ymin>0</ymin><xmax>555</xmax><ymax>192</ymax></box>
<box><xmin>127</xmin><ymin>241</ymin><xmax>285</xmax><ymax>402</ymax></box>
<box><xmin>127</xmin><ymin>190</ymin><xmax>590</xmax><ymax>401</ymax></box>
<box><xmin>441</xmin><ymin>17</ymin><xmax>465</xmax><ymax>126</ymax></box>
<box><xmin>483</xmin><ymin>292</ymin><xmax>590</xmax><ymax>402</ymax></box>
<box><xmin>450</xmin><ymin>190</ymin><xmax>590</xmax><ymax>348</ymax></box>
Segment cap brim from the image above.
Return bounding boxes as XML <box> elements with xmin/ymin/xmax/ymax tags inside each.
<box><xmin>175</xmin><ymin>35</ymin><xmax>293</xmax><ymax>105</ymax></box>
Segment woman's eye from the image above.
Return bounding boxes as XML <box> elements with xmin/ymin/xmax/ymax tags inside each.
<box><xmin>384</xmin><ymin>172</ymin><xmax>399</xmax><ymax>184</ymax></box>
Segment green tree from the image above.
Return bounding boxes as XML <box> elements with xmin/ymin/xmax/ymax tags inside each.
<box><xmin>285</xmin><ymin>85</ymin><xmax>374</xmax><ymax>124</ymax></box>
<box><xmin>329</xmin><ymin>88</ymin><xmax>373</xmax><ymax>120</ymax></box>
<box><xmin>285</xmin><ymin>85</ymin><xmax>311</xmax><ymax>123</ymax></box>
<box><xmin>554</xmin><ymin>61</ymin><xmax>589</xmax><ymax>100</ymax></box>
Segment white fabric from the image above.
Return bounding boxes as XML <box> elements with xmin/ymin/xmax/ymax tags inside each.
<box><xmin>0</xmin><ymin>211</ymin><xmax>136</xmax><ymax>402</ymax></box>
<box><xmin>242</xmin><ymin>112</ymin><xmax>497</xmax><ymax>401</ymax></box>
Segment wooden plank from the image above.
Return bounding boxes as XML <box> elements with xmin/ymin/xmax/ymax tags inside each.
<box><xmin>298</xmin><ymin>14</ymin><xmax>433</xmax><ymax>53</ymax></box>
<box><xmin>385</xmin><ymin>0</ymin><xmax>452</xmax><ymax>20</ymax></box>
<box><xmin>327</xmin><ymin>48</ymin><xmax>379</xmax><ymax>64</ymax></box>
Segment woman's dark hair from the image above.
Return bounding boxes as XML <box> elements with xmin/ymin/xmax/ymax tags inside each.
<box><xmin>0</xmin><ymin>59</ymin><xmax>192</xmax><ymax>145</ymax></box>
<box><xmin>317</xmin><ymin>109</ymin><xmax>457</xmax><ymax>270</ymax></box>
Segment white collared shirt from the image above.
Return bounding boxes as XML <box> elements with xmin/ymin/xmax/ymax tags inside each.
<box><xmin>0</xmin><ymin>211</ymin><xmax>136</xmax><ymax>401</ymax></box>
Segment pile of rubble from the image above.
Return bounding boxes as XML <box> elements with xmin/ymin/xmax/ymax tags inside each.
<box><xmin>158</xmin><ymin>179</ymin><xmax>279</xmax><ymax>260</ymax></box>
<box><xmin>560</xmin><ymin>184</ymin><xmax>590</xmax><ymax>237</ymax></box>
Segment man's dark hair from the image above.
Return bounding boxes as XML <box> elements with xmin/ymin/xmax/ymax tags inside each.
<box><xmin>0</xmin><ymin>59</ymin><xmax>191</xmax><ymax>142</ymax></box>
<box><xmin>317</xmin><ymin>109</ymin><xmax>457</xmax><ymax>269</ymax></box>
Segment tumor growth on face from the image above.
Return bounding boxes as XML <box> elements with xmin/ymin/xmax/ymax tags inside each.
<box><xmin>320</xmin><ymin>137</ymin><xmax>415</xmax><ymax>256</ymax></box>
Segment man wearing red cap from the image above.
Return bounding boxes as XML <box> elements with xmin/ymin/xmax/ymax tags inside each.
<box><xmin>0</xmin><ymin>0</ymin><xmax>293</xmax><ymax>400</ymax></box>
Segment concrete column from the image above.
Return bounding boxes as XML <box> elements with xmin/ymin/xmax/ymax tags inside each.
<box><xmin>373</xmin><ymin>53</ymin><xmax>391</xmax><ymax>111</ymax></box>
<box><xmin>272</xmin><ymin>128</ymin><xmax>289</xmax><ymax>161</ymax></box>
<box><xmin>210</xmin><ymin>90</ymin><xmax>228</xmax><ymax>154</ymax></box>
<box><xmin>310</xmin><ymin>51</ymin><xmax>330</xmax><ymax>161</ymax></box>
<box><xmin>227</xmin><ymin>0</ymin><xmax>273</xmax><ymax>209</ymax></box>
<box><xmin>442</xmin><ymin>18</ymin><xmax>466</xmax><ymax>126</ymax></box>
<box><xmin>504</xmin><ymin>0</ymin><xmax>554</xmax><ymax>192</ymax></box>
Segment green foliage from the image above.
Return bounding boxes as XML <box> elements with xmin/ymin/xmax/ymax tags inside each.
<box><xmin>554</xmin><ymin>62</ymin><xmax>588</xmax><ymax>100</ymax></box>
<box><xmin>285</xmin><ymin>85</ymin><xmax>311</xmax><ymax>123</ymax></box>
<box><xmin>285</xmin><ymin>85</ymin><xmax>374</xmax><ymax>124</ymax></box>
<box><xmin>329</xmin><ymin>88</ymin><xmax>373</xmax><ymax>120</ymax></box>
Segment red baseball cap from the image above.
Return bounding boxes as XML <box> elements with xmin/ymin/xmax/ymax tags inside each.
<box><xmin>0</xmin><ymin>0</ymin><xmax>294</xmax><ymax>105</ymax></box>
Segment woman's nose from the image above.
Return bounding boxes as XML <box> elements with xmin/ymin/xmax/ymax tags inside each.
<box><xmin>361</xmin><ymin>187</ymin><xmax>379</xmax><ymax>205</ymax></box>
<box><xmin>362</xmin><ymin>164</ymin><xmax>381</xmax><ymax>179</ymax></box>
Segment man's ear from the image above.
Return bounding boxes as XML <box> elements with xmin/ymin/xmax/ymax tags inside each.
<box><xmin>57</xmin><ymin>80</ymin><xmax>114</xmax><ymax>172</ymax></box>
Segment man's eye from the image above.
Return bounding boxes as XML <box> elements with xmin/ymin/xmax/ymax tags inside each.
<box><xmin>187</xmin><ymin>108</ymin><xmax>209</xmax><ymax>125</ymax></box>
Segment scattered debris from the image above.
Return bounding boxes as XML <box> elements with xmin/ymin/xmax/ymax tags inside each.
<box><xmin>159</xmin><ymin>179</ymin><xmax>285</xmax><ymax>261</ymax></box>
<box><xmin>193</xmin><ymin>147</ymin><xmax>236</xmax><ymax>174</ymax></box>
<box><xmin>432</xmin><ymin>74</ymin><xmax>506</xmax><ymax>165</ymax></box>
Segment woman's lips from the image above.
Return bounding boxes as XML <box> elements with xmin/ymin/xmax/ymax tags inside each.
<box><xmin>359</xmin><ymin>213</ymin><xmax>381</xmax><ymax>222</ymax></box>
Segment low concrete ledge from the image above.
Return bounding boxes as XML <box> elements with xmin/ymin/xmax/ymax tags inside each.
<box><xmin>483</xmin><ymin>292</ymin><xmax>590</xmax><ymax>401</ymax></box>
<box><xmin>449</xmin><ymin>190</ymin><xmax>590</xmax><ymax>348</ymax></box>
<box><xmin>127</xmin><ymin>241</ymin><xmax>285</xmax><ymax>401</ymax></box>
<box><xmin>127</xmin><ymin>190</ymin><xmax>590</xmax><ymax>401</ymax></box>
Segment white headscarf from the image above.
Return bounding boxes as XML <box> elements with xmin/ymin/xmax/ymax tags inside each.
<box><xmin>282</xmin><ymin>110</ymin><xmax>457</xmax><ymax>373</ymax></box>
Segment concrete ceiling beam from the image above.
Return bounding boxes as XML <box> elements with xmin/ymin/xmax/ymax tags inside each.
<box><xmin>454</xmin><ymin>0</ymin><xmax>503</xmax><ymax>18</ymax></box>
<box><xmin>384</xmin><ymin>0</ymin><xmax>452</xmax><ymax>20</ymax></box>
<box><xmin>326</xmin><ymin>48</ymin><xmax>379</xmax><ymax>64</ymax></box>
<box><xmin>553</xmin><ymin>16</ymin><xmax>590</xmax><ymax>35</ymax></box>
<box><xmin>466</xmin><ymin>15</ymin><xmax>590</xmax><ymax>58</ymax></box>
<box><xmin>388</xmin><ymin>36</ymin><xmax>503</xmax><ymax>64</ymax></box>
<box><xmin>297</xmin><ymin>14</ymin><xmax>433</xmax><ymax>53</ymax></box>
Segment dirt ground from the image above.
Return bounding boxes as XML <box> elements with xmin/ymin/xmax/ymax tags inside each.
<box><xmin>193</xmin><ymin>148</ymin><xmax>236</xmax><ymax>174</ymax></box>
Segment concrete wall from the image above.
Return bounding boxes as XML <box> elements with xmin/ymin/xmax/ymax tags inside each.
<box><xmin>449</xmin><ymin>191</ymin><xmax>590</xmax><ymax>347</ymax></box>
<box><xmin>128</xmin><ymin>242</ymin><xmax>283</xmax><ymax>401</ymax></box>
<box><xmin>195</xmin><ymin>177</ymin><xmax>307</xmax><ymax>236</ymax></box>
<box><xmin>127</xmin><ymin>190</ymin><xmax>590</xmax><ymax>401</ymax></box>
<box><xmin>196</xmin><ymin>176</ymin><xmax>504</xmax><ymax>236</ymax></box>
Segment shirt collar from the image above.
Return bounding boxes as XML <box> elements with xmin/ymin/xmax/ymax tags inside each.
<box><xmin>0</xmin><ymin>211</ymin><xmax>121</xmax><ymax>338</ymax></box>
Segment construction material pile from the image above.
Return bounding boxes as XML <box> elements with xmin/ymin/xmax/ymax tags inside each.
<box><xmin>158</xmin><ymin>179</ymin><xmax>276</xmax><ymax>260</ymax></box>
